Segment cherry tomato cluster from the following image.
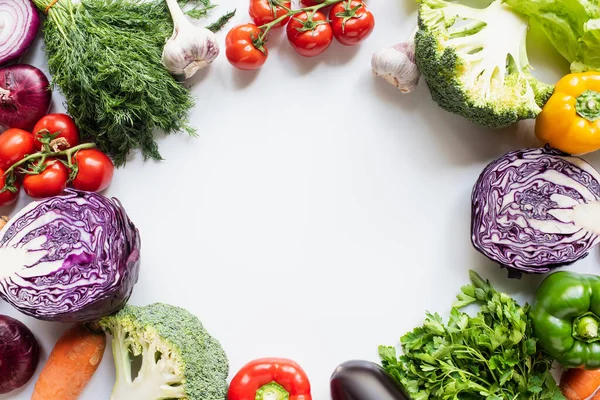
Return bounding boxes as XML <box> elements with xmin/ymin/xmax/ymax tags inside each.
<box><xmin>0</xmin><ymin>114</ymin><xmax>115</xmax><ymax>207</ymax></box>
<box><xmin>226</xmin><ymin>0</ymin><xmax>375</xmax><ymax>70</ymax></box>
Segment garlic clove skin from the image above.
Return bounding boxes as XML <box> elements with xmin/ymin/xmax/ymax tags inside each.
<box><xmin>162</xmin><ymin>25</ymin><xmax>220</xmax><ymax>79</ymax></box>
<box><xmin>371</xmin><ymin>43</ymin><xmax>420</xmax><ymax>94</ymax></box>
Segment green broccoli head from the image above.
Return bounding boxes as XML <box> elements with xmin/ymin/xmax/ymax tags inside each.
<box><xmin>415</xmin><ymin>0</ymin><xmax>554</xmax><ymax>128</ymax></box>
<box><xmin>99</xmin><ymin>303</ymin><xmax>229</xmax><ymax>400</ymax></box>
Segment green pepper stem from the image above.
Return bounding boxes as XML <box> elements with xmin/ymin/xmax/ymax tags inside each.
<box><xmin>573</xmin><ymin>312</ymin><xmax>600</xmax><ymax>342</ymax></box>
<box><xmin>255</xmin><ymin>382</ymin><xmax>289</xmax><ymax>400</ymax></box>
<box><xmin>576</xmin><ymin>90</ymin><xmax>600</xmax><ymax>122</ymax></box>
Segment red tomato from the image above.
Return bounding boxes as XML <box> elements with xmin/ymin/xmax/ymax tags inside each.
<box><xmin>0</xmin><ymin>169</ymin><xmax>20</xmax><ymax>207</ymax></box>
<box><xmin>71</xmin><ymin>149</ymin><xmax>114</xmax><ymax>192</ymax></box>
<box><xmin>330</xmin><ymin>0</ymin><xmax>375</xmax><ymax>46</ymax></box>
<box><xmin>249</xmin><ymin>0</ymin><xmax>291</xmax><ymax>28</ymax></box>
<box><xmin>286</xmin><ymin>11</ymin><xmax>333</xmax><ymax>57</ymax></box>
<box><xmin>32</xmin><ymin>113</ymin><xmax>80</xmax><ymax>152</ymax></box>
<box><xmin>23</xmin><ymin>159</ymin><xmax>68</xmax><ymax>199</ymax></box>
<box><xmin>226</xmin><ymin>24</ymin><xmax>269</xmax><ymax>70</ymax></box>
<box><xmin>0</xmin><ymin>129</ymin><xmax>34</xmax><ymax>170</ymax></box>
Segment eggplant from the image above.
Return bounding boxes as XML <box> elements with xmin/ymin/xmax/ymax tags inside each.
<box><xmin>330</xmin><ymin>360</ymin><xmax>410</xmax><ymax>400</ymax></box>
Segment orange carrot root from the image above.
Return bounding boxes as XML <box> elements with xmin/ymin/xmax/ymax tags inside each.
<box><xmin>31</xmin><ymin>323</ymin><xmax>106</xmax><ymax>400</ymax></box>
<box><xmin>0</xmin><ymin>216</ymin><xmax>8</xmax><ymax>230</ymax></box>
<box><xmin>561</xmin><ymin>368</ymin><xmax>600</xmax><ymax>400</ymax></box>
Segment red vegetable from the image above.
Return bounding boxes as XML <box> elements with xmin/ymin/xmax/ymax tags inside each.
<box><xmin>0</xmin><ymin>64</ymin><xmax>52</xmax><ymax>132</ymax></box>
<box><xmin>330</xmin><ymin>1</ymin><xmax>375</xmax><ymax>46</ymax></box>
<box><xmin>0</xmin><ymin>314</ymin><xmax>40</xmax><ymax>394</ymax></box>
<box><xmin>0</xmin><ymin>0</ymin><xmax>40</xmax><ymax>66</ymax></box>
<box><xmin>0</xmin><ymin>128</ymin><xmax>34</xmax><ymax>170</ymax></box>
<box><xmin>249</xmin><ymin>0</ymin><xmax>291</xmax><ymax>28</ymax></box>
<box><xmin>228</xmin><ymin>358</ymin><xmax>312</xmax><ymax>400</ymax></box>
<box><xmin>71</xmin><ymin>149</ymin><xmax>114</xmax><ymax>192</ymax></box>
<box><xmin>23</xmin><ymin>158</ymin><xmax>69</xmax><ymax>198</ymax></box>
<box><xmin>286</xmin><ymin>11</ymin><xmax>333</xmax><ymax>57</ymax></box>
<box><xmin>0</xmin><ymin>168</ymin><xmax>20</xmax><ymax>206</ymax></box>
<box><xmin>33</xmin><ymin>113</ymin><xmax>80</xmax><ymax>151</ymax></box>
<box><xmin>226</xmin><ymin>24</ymin><xmax>269</xmax><ymax>70</ymax></box>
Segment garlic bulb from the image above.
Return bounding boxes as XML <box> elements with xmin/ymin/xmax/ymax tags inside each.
<box><xmin>371</xmin><ymin>29</ymin><xmax>420</xmax><ymax>93</ymax></box>
<box><xmin>162</xmin><ymin>0</ymin><xmax>220</xmax><ymax>79</ymax></box>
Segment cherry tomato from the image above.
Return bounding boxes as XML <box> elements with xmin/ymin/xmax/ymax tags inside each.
<box><xmin>23</xmin><ymin>159</ymin><xmax>68</xmax><ymax>199</ymax></box>
<box><xmin>0</xmin><ymin>129</ymin><xmax>34</xmax><ymax>170</ymax></box>
<box><xmin>32</xmin><ymin>113</ymin><xmax>80</xmax><ymax>151</ymax></box>
<box><xmin>71</xmin><ymin>149</ymin><xmax>114</xmax><ymax>192</ymax></box>
<box><xmin>286</xmin><ymin>11</ymin><xmax>333</xmax><ymax>57</ymax></box>
<box><xmin>226</xmin><ymin>24</ymin><xmax>269</xmax><ymax>70</ymax></box>
<box><xmin>249</xmin><ymin>0</ymin><xmax>291</xmax><ymax>28</ymax></box>
<box><xmin>0</xmin><ymin>169</ymin><xmax>20</xmax><ymax>207</ymax></box>
<box><xmin>330</xmin><ymin>0</ymin><xmax>375</xmax><ymax>46</ymax></box>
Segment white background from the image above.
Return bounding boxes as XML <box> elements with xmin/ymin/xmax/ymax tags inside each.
<box><xmin>2</xmin><ymin>0</ymin><xmax>598</xmax><ymax>399</ymax></box>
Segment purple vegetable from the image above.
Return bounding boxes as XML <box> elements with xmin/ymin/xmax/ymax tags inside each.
<box><xmin>0</xmin><ymin>0</ymin><xmax>40</xmax><ymax>66</ymax></box>
<box><xmin>0</xmin><ymin>314</ymin><xmax>39</xmax><ymax>394</ymax></box>
<box><xmin>331</xmin><ymin>360</ymin><xmax>409</xmax><ymax>400</ymax></box>
<box><xmin>471</xmin><ymin>146</ymin><xmax>600</xmax><ymax>277</ymax></box>
<box><xmin>0</xmin><ymin>64</ymin><xmax>52</xmax><ymax>132</ymax></box>
<box><xmin>0</xmin><ymin>189</ymin><xmax>141</xmax><ymax>322</ymax></box>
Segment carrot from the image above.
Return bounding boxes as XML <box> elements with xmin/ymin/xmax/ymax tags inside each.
<box><xmin>560</xmin><ymin>368</ymin><xmax>600</xmax><ymax>400</ymax></box>
<box><xmin>0</xmin><ymin>216</ymin><xmax>8</xmax><ymax>230</ymax></box>
<box><xmin>31</xmin><ymin>323</ymin><xmax>106</xmax><ymax>400</ymax></box>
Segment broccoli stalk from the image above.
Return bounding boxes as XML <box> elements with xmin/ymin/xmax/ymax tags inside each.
<box><xmin>100</xmin><ymin>303</ymin><xmax>229</xmax><ymax>400</ymax></box>
<box><xmin>416</xmin><ymin>0</ymin><xmax>554</xmax><ymax>128</ymax></box>
<box><xmin>110</xmin><ymin>324</ymin><xmax>186</xmax><ymax>398</ymax></box>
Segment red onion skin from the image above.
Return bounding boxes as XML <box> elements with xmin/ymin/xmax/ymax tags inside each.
<box><xmin>0</xmin><ymin>0</ymin><xmax>40</xmax><ymax>66</ymax></box>
<box><xmin>0</xmin><ymin>64</ymin><xmax>52</xmax><ymax>133</ymax></box>
<box><xmin>0</xmin><ymin>314</ymin><xmax>40</xmax><ymax>394</ymax></box>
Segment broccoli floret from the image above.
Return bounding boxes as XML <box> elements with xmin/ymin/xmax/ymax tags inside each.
<box><xmin>415</xmin><ymin>0</ymin><xmax>554</xmax><ymax>128</ymax></box>
<box><xmin>99</xmin><ymin>303</ymin><xmax>228</xmax><ymax>400</ymax></box>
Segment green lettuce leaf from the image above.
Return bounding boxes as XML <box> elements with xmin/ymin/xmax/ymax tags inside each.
<box><xmin>504</xmin><ymin>0</ymin><xmax>600</xmax><ymax>71</ymax></box>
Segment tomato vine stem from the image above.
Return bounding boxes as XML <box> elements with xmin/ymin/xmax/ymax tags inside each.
<box><xmin>257</xmin><ymin>0</ymin><xmax>343</xmax><ymax>41</ymax></box>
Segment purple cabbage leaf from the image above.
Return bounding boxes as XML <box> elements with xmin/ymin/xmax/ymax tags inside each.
<box><xmin>471</xmin><ymin>146</ymin><xmax>600</xmax><ymax>277</ymax></box>
<box><xmin>0</xmin><ymin>189</ymin><xmax>141</xmax><ymax>322</ymax></box>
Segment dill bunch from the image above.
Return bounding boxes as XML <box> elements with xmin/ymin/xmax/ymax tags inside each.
<box><xmin>32</xmin><ymin>0</ymin><xmax>232</xmax><ymax>166</ymax></box>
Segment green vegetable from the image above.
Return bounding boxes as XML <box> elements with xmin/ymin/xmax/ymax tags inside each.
<box><xmin>99</xmin><ymin>303</ymin><xmax>229</xmax><ymax>399</ymax></box>
<box><xmin>504</xmin><ymin>0</ymin><xmax>600</xmax><ymax>73</ymax></box>
<box><xmin>31</xmin><ymin>0</ymin><xmax>233</xmax><ymax>166</ymax></box>
<box><xmin>379</xmin><ymin>270</ymin><xmax>564</xmax><ymax>400</ymax></box>
<box><xmin>531</xmin><ymin>271</ymin><xmax>600</xmax><ymax>369</ymax></box>
<box><xmin>415</xmin><ymin>0</ymin><xmax>553</xmax><ymax>128</ymax></box>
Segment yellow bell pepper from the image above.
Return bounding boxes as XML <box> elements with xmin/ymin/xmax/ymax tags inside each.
<box><xmin>536</xmin><ymin>71</ymin><xmax>600</xmax><ymax>155</ymax></box>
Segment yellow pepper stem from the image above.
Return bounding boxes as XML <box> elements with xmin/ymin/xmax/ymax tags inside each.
<box><xmin>576</xmin><ymin>90</ymin><xmax>600</xmax><ymax>121</ymax></box>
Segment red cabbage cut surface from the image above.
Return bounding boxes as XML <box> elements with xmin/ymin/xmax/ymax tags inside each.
<box><xmin>0</xmin><ymin>189</ymin><xmax>141</xmax><ymax>322</ymax></box>
<box><xmin>471</xmin><ymin>146</ymin><xmax>600</xmax><ymax>277</ymax></box>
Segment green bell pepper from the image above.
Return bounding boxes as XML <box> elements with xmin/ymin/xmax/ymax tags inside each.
<box><xmin>531</xmin><ymin>271</ymin><xmax>600</xmax><ymax>369</ymax></box>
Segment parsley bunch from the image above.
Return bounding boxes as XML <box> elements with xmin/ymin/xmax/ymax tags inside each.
<box><xmin>379</xmin><ymin>271</ymin><xmax>564</xmax><ymax>400</ymax></box>
<box><xmin>32</xmin><ymin>0</ymin><xmax>233</xmax><ymax>166</ymax></box>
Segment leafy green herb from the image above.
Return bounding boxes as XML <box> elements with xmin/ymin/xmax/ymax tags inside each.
<box><xmin>379</xmin><ymin>270</ymin><xmax>564</xmax><ymax>400</ymax></box>
<box><xmin>32</xmin><ymin>0</ymin><xmax>234</xmax><ymax>166</ymax></box>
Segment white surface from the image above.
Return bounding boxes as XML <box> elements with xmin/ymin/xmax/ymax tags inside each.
<box><xmin>1</xmin><ymin>1</ymin><xmax>595</xmax><ymax>399</ymax></box>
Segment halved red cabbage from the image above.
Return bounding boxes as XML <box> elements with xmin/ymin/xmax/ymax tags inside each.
<box><xmin>471</xmin><ymin>146</ymin><xmax>600</xmax><ymax>277</ymax></box>
<box><xmin>0</xmin><ymin>189</ymin><xmax>140</xmax><ymax>322</ymax></box>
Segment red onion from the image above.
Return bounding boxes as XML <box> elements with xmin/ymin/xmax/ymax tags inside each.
<box><xmin>0</xmin><ymin>0</ymin><xmax>40</xmax><ymax>66</ymax></box>
<box><xmin>0</xmin><ymin>314</ymin><xmax>40</xmax><ymax>394</ymax></box>
<box><xmin>0</xmin><ymin>64</ymin><xmax>52</xmax><ymax>132</ymax></box>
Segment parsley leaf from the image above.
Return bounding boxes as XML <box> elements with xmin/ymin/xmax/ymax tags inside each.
<box><xmin>379</xmin><ymin>270</ymin><xmax>565</xmax><ymax>399</ymax></box>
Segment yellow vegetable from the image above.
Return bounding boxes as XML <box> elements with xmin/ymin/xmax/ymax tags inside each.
<box><xmin>536</xmin><ymin>72</ymin><xmax>600</xmax><ymax>154</ymax></box>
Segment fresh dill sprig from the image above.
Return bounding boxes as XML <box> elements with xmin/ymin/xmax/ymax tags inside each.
<box><xmin>32</xmin><ymin>0</ymin><xmax>234</xmax><ymax>166</ymax></box>
<box><xmin>206</xmin><ymin>10</ymin><xmax>236</xmax><ymax>32</ymax></box>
